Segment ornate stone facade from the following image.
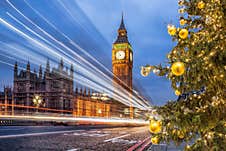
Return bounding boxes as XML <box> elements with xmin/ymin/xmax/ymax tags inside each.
<box><xmin>13</xmin><ymin>59</ymin><xmax>74</xmax><ymax>112</ymax></box>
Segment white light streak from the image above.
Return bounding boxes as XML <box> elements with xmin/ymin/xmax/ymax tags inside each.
<box><xmin>0</xmin><ymin>0</ymin><xmax>152</xmax><ymax>110</ymax></box>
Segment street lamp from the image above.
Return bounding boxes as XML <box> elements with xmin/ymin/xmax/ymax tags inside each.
<box><xmin>97</xmin><ymin>109</ymin><xmax>102</xmax><ymax>114</ymax></box>
<box><xmin>33</xmin><ymin>95</ymin><xmax>42</xmax><ymax>113</ymax></box>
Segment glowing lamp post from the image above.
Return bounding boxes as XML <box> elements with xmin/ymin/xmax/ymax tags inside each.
<box><xmin>33</xmin><ymin>95</ymin><xmax>42</xmax><ymax>113</ymax></box>
<box><xmin>98</xmin><ymin>109</ymin><xmax>102</xmax><ymax>114</ymax></box>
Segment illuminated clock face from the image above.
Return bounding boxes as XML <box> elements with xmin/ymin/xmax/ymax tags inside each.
<box><xmin>130</xmin><ymin>52</ymin><xmax>133</xmax><ymax>61</ymax></box>
<box><xmin>116</xmin><ymin>51</ymin><xmax>125</xmax><ymax>60</ymax></box>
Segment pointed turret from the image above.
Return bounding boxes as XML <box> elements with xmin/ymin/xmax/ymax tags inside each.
<box><xmin>70</xmin><ymin>64</ymin><xmax>74</xmax><ymax>78</ymax></box>
<box><xmin>84</xmin><ymin>88</ymin><xmax>86</xmax><ymax>96</ymax></box>
<box><xmin>44</xmin><ymin>59</ymin><xmax>50</xmax><ymax>79</ymax></box>
<box><xmin>46</xmin><ymin>59</ymin><xmax>50</xmax><ymax>73</ymax></box>
<box><xmin>39</xmin><ymin>65</ymin><xmax>42</xmax><ymax>79</ymax></box>
<box><xmin>59</xmin><ymin>58</ymin><xmax>64</xmax><ymax>71</ymax></box>
<box><xmin>26</xmin><ymin>61</ymin><xmax>31</xmax><ymax>79</ymax></box>
<box><xmin>26</xmin><ymin>61</ymin><xmax>30</xmax><ymax>72</ymax></box>
<box><xmin>14</xmin><ymin>62</ymin><xmax>18</xmax><ymax>78</ymax></box>
<box><xmin>88</xmin><ymin>89</ymin><xmax>91</xmax><ymax>96</ymax></box>
<box><xmin>75</xmin><ymin>87</ymin><xmax>78</xmax><ymax>94</ymax></box>
<box><xmin>79</xmin><ymin>88</ymin><xmax>83</xmax><ymax>95</ymax></box>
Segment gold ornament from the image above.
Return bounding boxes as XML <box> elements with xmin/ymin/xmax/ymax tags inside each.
<box><xmin>149</xmin><ymin>120</ymin><xmax>162</xmax><ymax>134</ymax></box>
<box><xmin>185</xmin><ymin>145</ymin><xmax>191</xmax><ymax>151</ymax></box>
<box><xmin>167</xmin><ymin>25</ymin><xmax>177</xmax><ymax>36</ymax></box>
<box><xmin>180</xmin><ymin>19</ymin><xmax>187</xmax><ymax>26</ymax></box>
<box><xmin>179</xmin><ymin>29</ymin><xmax>188</xmax><ymax>39</ymax></box>
<box><xmin>178</xmin><ymin>8</ymin><xmax>185</xmax><ymax>14</ymax></box>
<box><xmin>198</xmin><ymin>1</ymin><xmax>205</xmax><ymax>9</ymax></box>
<box><xmin>141</xmin><ymin>66</ymin><xmax>150</xmax><ymax>77</ymax></box>
<box><xmin>178</xmin><ymin>0</ymin><xmax>184</xmax><ymax>6</ymax></box>
<box><xmin>175</xmin><ymin>90</ymin><xmax>181</xmax><ymax>96</ymax></box>
<box><xmin>171</xmin><ymin>62</ymin><xmax>185</xmax><ymax>76</ymax></box>
<box><xmin>178</xmin><ymin>131</ymin><xmax>185</xmax><ymax>139</ymax></box>
<box><xmin>151</xmin><ymin>136</ymin><xmax>159</xmax><ymax>144</ymax></box>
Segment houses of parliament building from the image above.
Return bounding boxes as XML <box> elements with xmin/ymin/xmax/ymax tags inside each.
<box><xmin>0</xmin><ymin>16</ymin><xmax>139</xmax><ymax>118</ymax></box>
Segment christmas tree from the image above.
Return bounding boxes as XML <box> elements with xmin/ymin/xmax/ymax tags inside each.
<box><xmin>141</xmin><ymin>0</ymin><xmax>226</xmax><ymax>150</ymax></box>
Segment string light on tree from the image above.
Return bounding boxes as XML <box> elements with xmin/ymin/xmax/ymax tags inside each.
<box><xmin>151</xmin><ymin>136</ymin><xmax>159</xmax><ymax>144</ymax></box>
<box><xmin>180</xmin><ymin>19</ymin><xmax>187</xmax><ymax>26</ymax></box>
<box><xmin>167</xmin><ymin>24</ymin><xmax>177</xmax><ymax>36</ymax></box>
<box><xmin>197</xmin><ymin>1</ymin><xmax>205</xmax><ymax>9</ymax></box>
<box><xmin>175</xmin><ymin>90</ymin><xmax>181</xmax><ymax>96</ymax></box>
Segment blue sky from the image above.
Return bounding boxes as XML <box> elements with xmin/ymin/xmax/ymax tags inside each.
<box><xmin>0</xmin><ymin>0</ymin><xmax>179</xmax><ymax>105</ymax></box>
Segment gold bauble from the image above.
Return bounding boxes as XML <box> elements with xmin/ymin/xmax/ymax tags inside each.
<box><xmin>141</xmin><ymin>66</ymin><xmax>150</xmax><ymax>77</ymax></box>
<box><xmin>171</xmin><ymin>62</ymin><xmax>185</xmax><ymax>76</ymax></box>
<box><xmin>167</xmin><ymin>25</ymin><xmax>177</xmax><ymax>36</ymax></box>
<box><xmin>175</xmin><ymin>90</ymin><xmax>181</xmax><ymax>96</ymax></box>
<box><xmin>149</xmin><ymin>120</ymin><xmax>162</xmax><ymax>134</ymax></box>
<box><xmin>185</xmin><ymin>145</ymin><xmax>191</xmax><ymax>151</ymax></box>
<box><xmin>178</xmin><ymin>131</ymin><xmax>185</xmax><ymax>139</ymax></box>
<box><xmin>198</xmin><ymin>1</ymin><xmax>205</xmax><ymax>9</ymax></box>
<box><xmin>151</xmin><ymin>136</ymin><xmax>159</xmax><ymax>144</ymax></box>
<box><xmin>179</xmin><ymin>29</ymin><xmax>188</xmax><ymax>39</ymax></box>
<box><xmin>180</xmin><ymin>19</ymin><xmax>187</xmax><ymax>26</ymax></box>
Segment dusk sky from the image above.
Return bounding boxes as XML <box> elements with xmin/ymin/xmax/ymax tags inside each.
<box><xmin>0</xmin><ymin>0</ymin><xmax>180</xmax><ymax>105</ymax></box>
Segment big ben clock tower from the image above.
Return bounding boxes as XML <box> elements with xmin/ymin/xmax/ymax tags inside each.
<box><xmin>112</xmin><ymin>15</ymin><xmax>134</xmax><ymax>118</ymax></box>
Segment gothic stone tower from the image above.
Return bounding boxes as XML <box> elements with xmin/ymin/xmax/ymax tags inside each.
<box><xmin>112</xmin><ymin>15</ymin><xmax>134</xmax><ymax>118</ymax></box>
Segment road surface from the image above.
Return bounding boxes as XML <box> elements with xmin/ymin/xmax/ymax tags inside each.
<box><xmin>0</xmin><ymin>126</ymin><xmax>150</xmax><ymax>151</ymax></box>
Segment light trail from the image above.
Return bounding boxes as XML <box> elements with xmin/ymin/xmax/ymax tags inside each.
<box><xmin>103</xmin><ymin>134</ymin><xmax>131</xmax><ymax>142</ymax></box>
<box><xmin>1</xmin><ymin>115</ymin><xmax>149</xmax><ymax>125</ymax></box>
<box><xmin>0</xmin><ymin>17</ymin><xmax>146</xmax><ymax>109</ymax></box>
<box><xmin>4</xmin><ymin>10</ymin><xmax>135</xmax><ymax>107</ymax></box>
<box><xmin>14</xmin><ymin>0</ymin><xmax>148</xmax><ymax>106</ymax></box>
<box><xmin>22</xmin><ymin>0</ymin><xmax>148</xmax><ymax>106</ymax></box>
<box><xmin>0</xmin><ymin>103</ymin><xmax>72</xmax><ymax>113</ymax></box>
<box><xmin>23</xmin><ymin>0</ymin><xmax>123</xmax><ymax>89</ymax></box>
<box><xmin>0</xmin><ymin>0</ymin><xmax>151</xmax><ymax>110</ymax></box>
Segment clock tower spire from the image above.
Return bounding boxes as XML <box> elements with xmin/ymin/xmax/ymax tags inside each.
<box><xmin>114</xmin><ymin>13</ymin><xmax>129</xmax><ymax>44</ymax></box>
<box><xmin>112</xmin><ymin>14</ymin><xmax>134</xmax><ymax>118</ymax></box>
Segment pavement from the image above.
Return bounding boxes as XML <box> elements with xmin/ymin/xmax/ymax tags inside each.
<box><xmin>0</xmin><ymin>126</ymin><xmax>150</xmax><ymax>151</ymax></box>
